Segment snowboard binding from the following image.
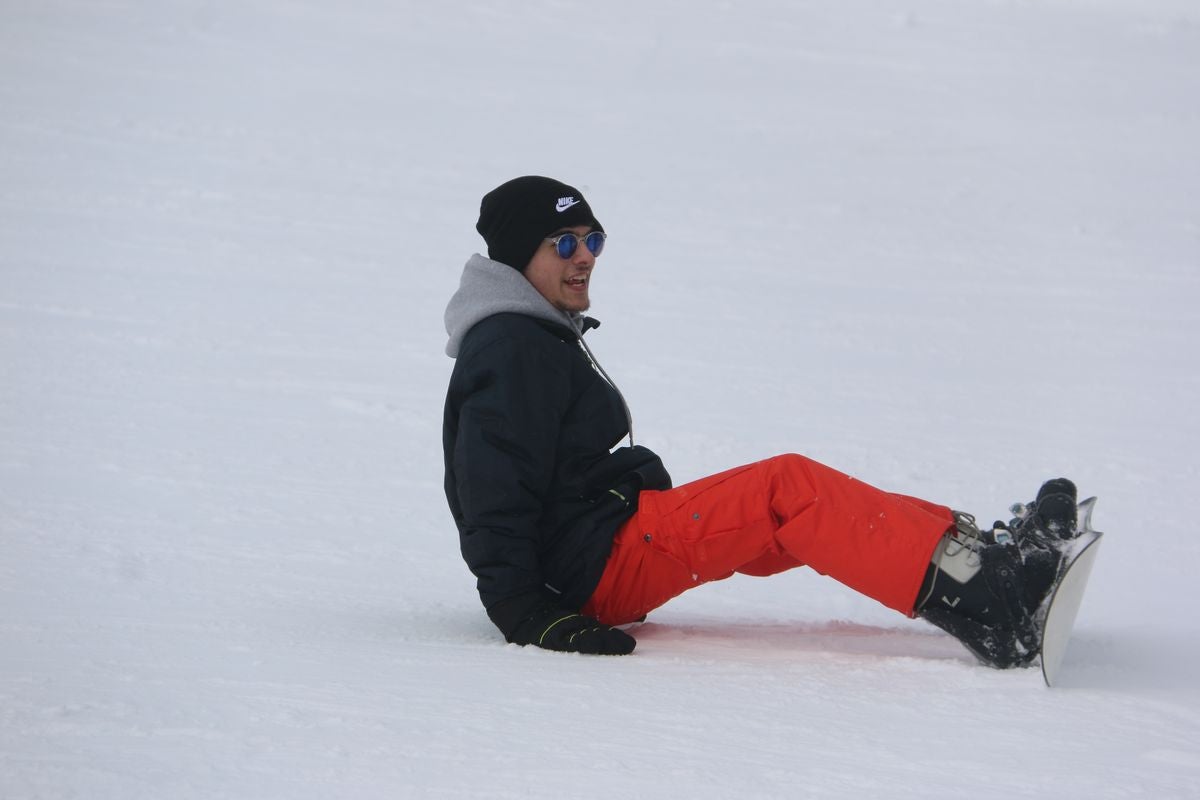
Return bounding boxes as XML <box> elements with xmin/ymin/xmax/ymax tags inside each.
<box><xmin>918</xmin><ymin>478</ymin><xmax>1092</xmax><ymax>670</ymax></box>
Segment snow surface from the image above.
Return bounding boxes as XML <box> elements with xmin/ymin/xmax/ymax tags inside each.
<box><xmin>3</xmin><ymin>1</ymin><xmax>1199</xmax><ymax>797</ymax></box>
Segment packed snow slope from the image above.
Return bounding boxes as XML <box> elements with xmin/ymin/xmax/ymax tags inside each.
<box><xmin>3</xmin><ymin>1</ymin><xmax>1199</xmax><ymax>798</ymax></box>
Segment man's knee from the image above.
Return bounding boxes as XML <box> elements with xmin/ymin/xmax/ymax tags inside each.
<box><xmin>762</xmin><ymin>453</ymin><xmax>819</xmax><ymax>487</ymax></box>
<box><xmin>765</xmin><ymin>453</ymin><xmax>810</xmax><ymax>471</ymax></box>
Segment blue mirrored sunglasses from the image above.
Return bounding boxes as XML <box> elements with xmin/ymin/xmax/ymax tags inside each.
<box><xmin>545</xmin><ymin>230</ymin><xmax>607</xmax><ymax>259</ymax></box>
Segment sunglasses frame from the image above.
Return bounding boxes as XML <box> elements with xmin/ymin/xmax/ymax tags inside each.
<box><xmin>544</xmin><ymin>230</ymin><xmax>607</xmax><ymax>260</ymax></box>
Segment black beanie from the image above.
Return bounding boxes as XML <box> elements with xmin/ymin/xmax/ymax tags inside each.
<box><xmin>476</xmin><ymin>176</ymin><xmax>604</xmax><ymax>271</ymax></box>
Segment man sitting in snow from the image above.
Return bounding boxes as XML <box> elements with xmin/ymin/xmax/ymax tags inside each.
<box><xmin>441</xmin><ymin>175</ymin><xmax>1081</xmax><ymax>667</ymax></box>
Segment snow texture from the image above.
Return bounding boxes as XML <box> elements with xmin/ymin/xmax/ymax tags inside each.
<box><xmin>2</xmin><ymin>1</ymin><xmax>1199</xmax><ymax>798</ymax></box>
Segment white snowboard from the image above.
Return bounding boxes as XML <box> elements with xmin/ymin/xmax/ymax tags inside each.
<box><xmin>1039</xmin><ymin>497</ymin><xmax>1103</xmax><ymax>687</ymax></box>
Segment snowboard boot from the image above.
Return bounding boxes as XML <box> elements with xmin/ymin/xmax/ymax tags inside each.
<box><xmin>1004</xmin><ymin>477</ymin><xmax>1082</xmax><ymax>609</ymax></box>
<box><xmin>917</xmin><ymin>478</ymin><xmax>1084</xmax><ymax>668</ymax></box>
<box><xmin>916</xmin><ymin>511</ymin><xmax>1043</xmax><ymax>668</ymax></box>
<box><xmin>1030</xmin><ymin>477</ymin><xmax>1078</xmax><ymax>538</ymax></box>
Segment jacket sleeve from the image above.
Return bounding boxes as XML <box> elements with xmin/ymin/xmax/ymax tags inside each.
<box><xmin>450</xmin><ymin>335</ymin><xmax>570</xmax><ymax>636</ymax></box>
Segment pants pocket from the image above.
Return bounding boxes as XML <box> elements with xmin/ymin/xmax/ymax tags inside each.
<box><xmin>640</xmin><ymin>463</ymin><xmax>778</xmax><ymax>583</ymax></box>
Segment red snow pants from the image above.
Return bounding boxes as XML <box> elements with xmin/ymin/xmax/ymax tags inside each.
<box><xmin>581</xmin><ymin>454</ymin><xmax>954</xmax><ymax>626</ymax></box>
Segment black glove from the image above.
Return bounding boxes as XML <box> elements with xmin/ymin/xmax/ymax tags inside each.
<box><xmin>508</xmin><ymin>607</ymin><xmax>636</xmax><ymax>655</ymax></box>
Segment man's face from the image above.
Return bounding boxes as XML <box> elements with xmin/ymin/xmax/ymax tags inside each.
<box><xmin>522</xmin><ymin>224</ymin><xmax>597</xmax><ymax>314</ymax></box>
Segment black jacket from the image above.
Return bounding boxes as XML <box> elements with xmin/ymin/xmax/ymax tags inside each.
<box><xmin>443</xmin><ymin>311</ymin><xmax>670</xmax><ymax>636</ymax></box>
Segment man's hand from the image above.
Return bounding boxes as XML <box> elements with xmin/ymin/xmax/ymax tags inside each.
<box><xmin>508</xmin><ymin>607</ymin><xmax>636</xmax><ymax>655</ymax></box>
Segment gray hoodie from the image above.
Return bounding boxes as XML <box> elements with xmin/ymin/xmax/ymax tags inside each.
<box><xmin>443</xmin><ymin>253</ymin><xmax>585</xmax><ymax>357</ymax></box>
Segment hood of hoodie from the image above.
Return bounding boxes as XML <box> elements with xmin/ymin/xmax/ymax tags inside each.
<box><xmin>444</xmin><ymin>253</ymin><xmax>590</xmax><ymax>358</ymax></box>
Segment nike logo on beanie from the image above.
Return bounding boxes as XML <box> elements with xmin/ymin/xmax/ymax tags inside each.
<box><xmin>556</xmin><ymin>196</ymin><xmax>581</xmax><ymax>212</ymax></box>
